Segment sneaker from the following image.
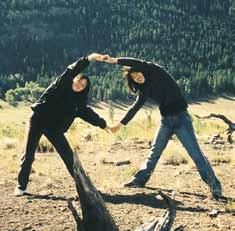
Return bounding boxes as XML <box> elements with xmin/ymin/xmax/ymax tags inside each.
<box><xmin>14</xmin><ymin>187</ymin><xmax>25</xmax><ymax>197</ymax></box>
<box><xmin>211</xmin><ymin>190</ymin><xmax>222</xmax><ymax>201</ymax></box>
<box><xmin>210</xmin><ymin>182</ymin><xmax>222</xmax><ymax>200</ymax></box>
<box><xmin>123</xmin><ymin>179</ymin><xmax>145</xmax><ymax>188</ymax></box>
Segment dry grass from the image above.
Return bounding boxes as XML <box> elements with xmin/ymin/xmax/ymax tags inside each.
<box><xmin>0</xmin><ymin>138</ymin><xmax>18</xmax><ymax>150</ymax></box>
<box><xmin>164</xmin><ymin>152</ymin><xmax>189</xmax><ymax>166</ymax></box>
<box><xmin>0</xmin><ymin>98</ymin><xmax>235</xmax><ymax>231</ymax></box>
<box><xmin>1</xmin><ymin>97</ymin><xmax>235</xmax><ymax>145</ymax></box>
<box><xmin>37</xmin><ymin>136</ymin><xmax>55</xmax><ymax>153</ymax></box>
<box><xmin>211</xmin><ymin>154</ymin><xmax>231</xmax><ymax>165</ymax></box>
<box><xmin>225</xmin><ymin>201</ymin><xmax>235</xmax><ymax>213</ymax></box>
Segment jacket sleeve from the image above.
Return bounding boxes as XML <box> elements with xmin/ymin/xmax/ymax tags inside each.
<box><xmin>117</xmin><ymin>57</ymin><xmax>150</xmax><ymax>71</ymax></box>
<box><xmin>67</xmin><ymin>56</ymin><xmax>90</xmax><ymax>78</ymax></box>
<box><xmin>117</xmin><ymin>57</ymin><xmax>162</xmax><ymax>73</ymax></box>
<box><xmin>44</xmin><ymin>56</ymin><xmax>90</xmax><ymax>92</ymax></box>
<box><xmin>120</xmin><ymin>93</ymin><xmax>147</xmax><ymax>125</ymax></box>
<box><xmin>76</xmin><ymin>104</ymin><xmax>107</xmax><ymax>129</ymax></box>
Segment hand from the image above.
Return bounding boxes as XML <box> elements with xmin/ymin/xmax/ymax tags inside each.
<box><xmin>103</xmin><ymin>56</ymin><xmax>118</xmax><ymax>64</ymax></box>
<box><xmin>104</xmin><ymin>126</ymin><xmax>111</xmax><ymax>133</ymax></box>
<box><xmin>88</xmin><ymin>53</ymin><xmax>109</xmax><ymax>62</ymax></box>
<box><xmin>110</xmin><ymin>123</ymin><xmax>123</xmax><ymax>133</ymax></box>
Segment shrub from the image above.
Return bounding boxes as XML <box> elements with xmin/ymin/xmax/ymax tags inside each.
<box><xmin>211</xmin><ymin>155</ymin><xmax>231</xmax><ymax>165</ymax></box>
<box><xmin>225</xmin><ymin>201</ymin><xmax>235</xmax><ymax>213</ymax></box>
<box><xmin>37</xmin><ymin>136</ymin><xmax>54</xmax><ymax>153</ymax></box>
<box><xmin>1</xmin><ymin>138</ymin><xmax>18</xmax><ymax>150</ymax></box>
<box><xmin>5</xmin><ymin>82</ymin><xmax>45</xmax><ymax>105</ymax></box>
<box><xmin>164</xmin><ymin>153</ymin><xmax>188</xmax><ymax>166</ymax></box>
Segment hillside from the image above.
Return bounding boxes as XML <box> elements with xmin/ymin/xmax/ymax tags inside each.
<box><xmin>0</xmin><ymin>1</ymin><xmax>234</xmax><ymax>101</ymax></box>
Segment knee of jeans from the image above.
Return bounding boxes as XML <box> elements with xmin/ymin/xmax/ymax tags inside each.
<box><xmin>150</xmin><ymin>143</ymin><xmax>165</xmax><ymax>155</ymax></box>
<box><xmin>21</xmin><ymin>153</ymin><xmax>35</xmax><ymax>162</ymax></box>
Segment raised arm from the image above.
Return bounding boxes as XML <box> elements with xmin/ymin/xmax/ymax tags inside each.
<box><xmin>103</xmin><ymin>56</ymin><xmax>150</xmax><ymax>71</ymax></box>
<box><xmin>68</xmin><ymin>53</ymin><xmax>108</xmax><ymax>78</ymax></box>
<box><xmin>67</xmin><ymin>56</ymin><xmax>90</xmax><ymax>77</ymax></box>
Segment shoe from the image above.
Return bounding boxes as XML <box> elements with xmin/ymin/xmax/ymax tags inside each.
<box><xmin>211</xmin><ymin>190</ymin><xmax>222</xmax><ymax>201</ymax></box>
<box><xmin>123</xmin><ymin>179</ymin><xmax>145</xmax><ymax>188</ymax></box>
<box><xmin>210</xmin><ymin>182</ymin><xmax>222</xmax><ymax>200</ymax></box>
<box><xmin>14</xmin><ymin>187</ymin><xmax>25</xmax><ymax>197</ymax></box>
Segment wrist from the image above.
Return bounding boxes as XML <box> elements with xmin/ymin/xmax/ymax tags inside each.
<box><xmin>112</xmin><ymin>58</ymin><xmax>118</xmax><ymax>64</ymax></box>
<box><xmin>118</xmin><ymin>123</ymin><xmax>123</xmax><ymax>128</ymax></box>
<box><xmin>87</xmin><ymin>55</ymin><xmax>93</xmax><ymax>61</ymax></box>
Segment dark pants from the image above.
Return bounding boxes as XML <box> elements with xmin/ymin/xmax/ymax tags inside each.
<box><xmin>17</xmin><ymin>112</ymin><xmax>75</xmax><ymax>190</ymax></box>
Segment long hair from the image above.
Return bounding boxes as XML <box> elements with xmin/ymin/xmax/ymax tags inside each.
<box><xmin>123</xmin><ymin>66</ymin><xmax>140</xmax><ymax>94</ymax></box>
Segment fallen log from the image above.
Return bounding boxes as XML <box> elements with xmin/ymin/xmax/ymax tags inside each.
<box><xmin>195</xmin><ymin>113</ymin><xmax>235</xmax><ymax>144</ymax></box>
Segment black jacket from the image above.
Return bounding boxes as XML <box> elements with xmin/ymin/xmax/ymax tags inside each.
<box><xmin>31</xmin><ymin>56</ymin><xmax>106</xmax><ymax>132</ymax></box>
<box><xmin>117</xmin><ymin>58</ymin><xmax>188</xmax><ymax>125</ymax></box>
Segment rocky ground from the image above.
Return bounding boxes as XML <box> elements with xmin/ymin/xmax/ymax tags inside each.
<box><xmin>0</xmin><ymin>136</ymin><xmax>235</xmax><ymax>231</ymax></box>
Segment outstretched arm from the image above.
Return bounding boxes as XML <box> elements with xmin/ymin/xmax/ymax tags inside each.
<box><xmin>67</xmin><ymin>53</ymin><xmax>108</xmax><ymax>78</ymax></box>
<box><xmin>67</xmin><ymin>56</ymin><xmax>90</xmax><ymax>77</ymax></box>
<box><xmin>110</xmin><ymin>93</ymin><xmax>147</xmax><ymax>133</ymax></box>
<box><xmin>76</xmin><ymin>103</ymin><xmax>109</xmax><ymax>130</ymax></box>
<box><xmin>120</xmin><ymin>93</ymin><xmax>147</xmax><ymax>125</ymax></box>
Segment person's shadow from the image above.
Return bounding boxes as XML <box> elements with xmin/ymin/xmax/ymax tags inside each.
<box><xmin>101</xmin><ymin>191</ymin><xmax>208</xmax><ymax>213</ymax></box>
<box><xmin>23</xmin><ymin>188</ymin><xmax>234</xmax><ymax>231</ymax></box>
<box><xmin>24</xmin><ymin>187</ymin><xmax>233</xmax><ymax>214</ymax></box>
<box><xmin>144</xmin><ymin>186</ymin><xmax>233</xmax><ymax>203</ymax></box>
<box><xmin>24</xmin><ymin>192</ymin><xmax>77</xmax><ymax>202</ymax></box>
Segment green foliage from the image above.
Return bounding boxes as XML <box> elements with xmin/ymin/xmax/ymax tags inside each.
<box><xmin>178</xmin><ymin>69</ymin><xmax>235</xmax><ymax>100</ymax></box>
<box><xmin>89</xmin><ymin>70</ymin><xmax>130</xmax><ymax>101</ymax></box>
<box><xmin>5</xmin><ymin>82</ymin><xmax>45</xmax><ymax>105</ymax></box>
<box><xmin>0</xmin><ymin>1</ymin><xmax>234</xmax><ymax>102</ymax></box>
<box><xmin>0</xmin><ymin>74</ymin><xmax>24</xmax><ymax>98</ymax></box>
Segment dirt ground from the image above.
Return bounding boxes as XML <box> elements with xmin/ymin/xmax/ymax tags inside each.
<box><xmin>0</xmin><ymin>136</ymin><xmax>235</xmax><ymax>231</ymax></box>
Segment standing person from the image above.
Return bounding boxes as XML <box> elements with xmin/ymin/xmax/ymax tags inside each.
<box><xmin>102</xmin><ymin>56</ymin><xmax>222</xmax><ymax>199</ymax></box>
<box><xmin>14</xmin><ymin>53</ymin><xmax>110</xmax><ymax>196</ymax></box>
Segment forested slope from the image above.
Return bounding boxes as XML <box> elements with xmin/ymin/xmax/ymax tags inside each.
<box><xmin>0</xmin><ymin>0</ymin><xmax>234</xmax><ymax>101</ymax></box>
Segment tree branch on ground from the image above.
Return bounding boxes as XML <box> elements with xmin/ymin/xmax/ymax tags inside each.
<box><xmin>195</xmin><ymin>114</ymin><xmax>235</xmax><ymax>144</ymax></box>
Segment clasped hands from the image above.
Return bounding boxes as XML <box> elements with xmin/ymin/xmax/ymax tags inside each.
<box><xmin>105</xmin><ymin>123</ymin><xmax>123</xmax><ymax>134</ymax></box>
<box><xmin>88</xmin><ymin>52</ymin><xmax>122</xmax><ymax>134</ymax></box>
<box><xmin>87</xmin><ymin>53</ymin><xmax>117</xmax><ymax>64</ymax></box>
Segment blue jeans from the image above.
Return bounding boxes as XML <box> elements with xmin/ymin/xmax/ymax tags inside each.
<box><xmin>134</xmin><ymin>111</ymin><xmax>222</xmax><ymax>193</ymax></box>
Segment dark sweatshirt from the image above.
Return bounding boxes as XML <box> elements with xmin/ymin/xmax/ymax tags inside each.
<box><xmin>117</xmin><ymin>58</ymin><xmax>188</xmax><ymax>125</ymax></box>
<box><xmin>31</xmin><ymin>56</ymin><xmax>106</xmax><ymax>132</ymax></box>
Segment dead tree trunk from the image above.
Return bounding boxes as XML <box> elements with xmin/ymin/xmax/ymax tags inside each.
<box><xmin>69</xmin><ymin>151</ymin><xmax>181</xmax><ymax>231</ymax></box>
<box><xmin>195</xmin><ymin>113</ymin><xmax>235</xmax><ymax>143</ymax></box>
<box><xmin>135</xmin><ymin>191</ymin><xmax>178</xmax><ymax>231</ymax></box>
<box><xmin>70</xmin><ymin>150</ymin><xmax>118</xmax><ymax>231</ymax></box>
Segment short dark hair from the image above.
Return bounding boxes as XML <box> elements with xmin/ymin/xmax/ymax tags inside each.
<box><xmin>73</xmin><ymin>74</ymin><xmax>91</xmax><ymax>96</ymax></box>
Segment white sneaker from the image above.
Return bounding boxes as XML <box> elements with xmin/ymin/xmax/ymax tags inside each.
<box><xmin>14</xmin><ymin>187</ymin><xmax>25</xmax><ymax>196</ymax></box>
